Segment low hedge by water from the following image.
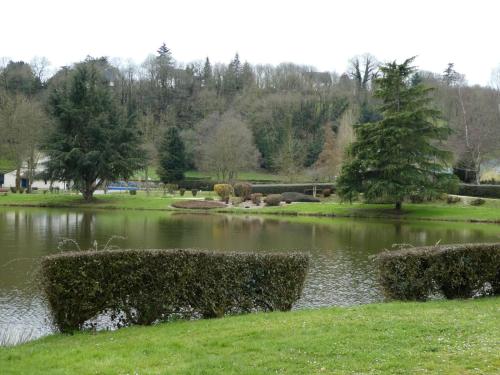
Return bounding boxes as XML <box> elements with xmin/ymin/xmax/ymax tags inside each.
<box><xmin>458</xmin><ymin>184</ymin><xmax>500</xmax><ymax>199</ymax></box>
<box><xmin>41</xmin><ymin>249</ymin><xmax>310</xmax><ymax>333</ymax></box>
<box><xmin>251</xmin><ymin>183</ymin><xmax>335</xmax><ymax>195</ymax></box>
<box><xmin>376</xmin><ymin>243</ymin><xmax>500</xmax><ymax>301</ymax></box>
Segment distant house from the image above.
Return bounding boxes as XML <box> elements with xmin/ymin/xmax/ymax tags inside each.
<box><xmin>0</xmin><ymin>156</ymin><xmax>66</xmax><ymax>190</ymax></box>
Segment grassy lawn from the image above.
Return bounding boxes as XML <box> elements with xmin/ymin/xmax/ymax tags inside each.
<box><xmin>133</xmin><ymin>169</ymin><xmax>297</xmax><ymax>182</ymax></box>
<box><xmin>1</xmin><ymin>191</ymin><xmax>499</xmax><ymax>222</ymax></box>
<box><xmin>1</xmin><ymin>298</ymin><xmax>498</xmax><ymax>374</ymax></box>
<box><xmin>223</xmin><ymin>199</ymin><xmax>500</xmax><ymax>223</ymax></box>
<box><xmin>0</xmin><ymin>191</ymin><xmax>213</xmax><ymax>210</ymax></box>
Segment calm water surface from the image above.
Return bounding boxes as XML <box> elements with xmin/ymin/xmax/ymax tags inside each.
<box><xmin>1</xmin><ymin>207</ymin><xmax>499</xmax><ymax>344</ymax></box>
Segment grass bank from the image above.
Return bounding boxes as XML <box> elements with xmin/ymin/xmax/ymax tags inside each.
<box><xmin>222</xmin><ymin>199</ymin><xmax>500</xmax><ymax>223</ymax></box>
<box><xmin>1</xmin><ymin>191</ymin><xmax>499</xmax><ymax>223</ymax></box>
<box><xmin>1</xmin><ymin>298</ymin><xmax>498</xmax><ymax>374</ymax></box>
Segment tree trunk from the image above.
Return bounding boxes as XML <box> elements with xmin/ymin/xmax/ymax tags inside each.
<box><xmin>145</xmin><ymin>166</ymin><xmax>150</xmax><ymax>196</ymax></box>
<box><xmin>15</xmin><ymin>167</ymin><xmax>21</xmax><ymax>192</ymax></box>
<box><xmin>82</xmin><ymin>189</ymin><xmax>94</xmax><ymax>202</ymax></box>
<box><xmin>395</xmin><ymin>201</ymin><xmax>402</xmax><ymax>210</ymax></box>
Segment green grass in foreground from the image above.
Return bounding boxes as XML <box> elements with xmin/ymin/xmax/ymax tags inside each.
<box><xmin>1</xmin><ymin>298</ymin><xmax>499</xmax><ymax>374</ymax></box>
<box><xmin>1</xmin><ymin>191</ymin><xmax>499</xmax><ymax>222</ymax></box>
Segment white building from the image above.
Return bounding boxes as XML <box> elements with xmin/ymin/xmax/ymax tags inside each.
<box><xmin>0</xmin><ymin>156</ymin><xmax>66</xmax><ymax>190</ymax></box>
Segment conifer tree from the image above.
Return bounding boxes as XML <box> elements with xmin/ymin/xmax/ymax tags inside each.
<box><xmin>45</xmin><ymin>59</ymin><xmax>144</xmax><ymax>201</ymax></box>
<box><xmin>157</xmin><ymin>126</ymin><xmax>186</xmax><ymax>183</ymax></box>
<box><xmin>337</xmin><ymin>57</ymin><xmax>456</xmax><ymax>210</ymax></box>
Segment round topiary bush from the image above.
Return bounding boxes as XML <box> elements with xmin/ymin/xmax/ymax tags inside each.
<box><xmin>250</xmin><ymin>193</ymin><xmax>263</xmax><ymax>205</ymax></box>
<box><xmin>446</xmin><ymin>195</ymin><xmax>461</xmax><ymax>204</ymax></box>
<box><xmin>233</xmin><ymin>182</ymin><xmax>252</xmax><ymax>200</ymax></box>
<box><xmin>265</xmin><ymin>194</ymin><xmax>282</xmax><ymax>206</ymax></box>
<box><xmin>469</xmin><ymin>198</ymin><xmax>486</xmax><ymax>206</ymax></box>
<box><xmin>214</xmin><ymin>184</ymin><xmax>233</xmax><ymax>201</ymax></box>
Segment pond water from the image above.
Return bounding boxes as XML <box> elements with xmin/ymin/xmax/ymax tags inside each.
<box><xmin>0</xmin><ymin>207</ymin><xmax>499</xmax><ymax>345</ymax></box>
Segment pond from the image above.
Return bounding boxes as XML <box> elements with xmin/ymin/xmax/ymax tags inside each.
<box><xmin>0</xmin><ymin>207</ymin><xmax>499</xmax><ymax>345</ymax></box>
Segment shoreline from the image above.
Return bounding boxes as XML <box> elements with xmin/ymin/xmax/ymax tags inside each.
<box><xmin>1</xmin><ymin>198</ymin><xmax>499</xmax><ymax>224</ymax></box>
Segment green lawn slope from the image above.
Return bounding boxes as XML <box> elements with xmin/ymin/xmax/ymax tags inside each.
<box><xmin>1</xmin><ymin>298</ymin><xmax>498</xmax><ymax>374</ymax></box>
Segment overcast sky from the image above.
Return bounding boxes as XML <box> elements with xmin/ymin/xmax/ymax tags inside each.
<box><xmin>2</xmin><ymin>0</ymin><xmax>499</xmax><ymax>85</ymax></box>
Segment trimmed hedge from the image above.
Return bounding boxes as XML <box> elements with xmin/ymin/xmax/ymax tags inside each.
<box><xmin>41</xmin><ymin>249</ymin><xmax>309</xmax><ymax>333</ymax></box>
<box><xmin>172</xmin><ymin>200</ymin><xmax>226</xmax><ymax>209</ymax></box>
<box><xmin>178</xmin><ymin>179</ymin><xmax>215</xmax><ymax>191</ymax></box>
<box><xmin>458</xmin><ymin>184</ymin><xmax>500</xmax><ymax>199</ymax></box>
<box><xmin>281</xmin><ymin>192</ymin><xmax>320</xmax><ymax>203</ymax></box>
<box><xmin>252</xmin><ymin>183</ymin><xmax>335</xmax><ymax>195</ymax></box>
<box><xmin>376</xmin><ymin>243</ymin><xmax>500</xmax><ymax>301</ymax></box>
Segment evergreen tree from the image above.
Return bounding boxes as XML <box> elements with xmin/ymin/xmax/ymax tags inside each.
<box><xmin>337</xmin><ymin>57</ymin><xmax>456</xmax><ymax>210</ymax></box>
<box><xmin>45</xmin><ymin>60</ymin><xmax>144</xmax><ymax>201</ymax></box>
<box><xmin>157</xmin><ymin>126</ymin><xmax>186</xmax><ymax>183</ymax></box>
<box><xmin>223</xmin><ymin>53</ymin><xmax>242</xmax><ymax>95</ymax></box>
<box><xmin>202</xmin><ymin>57</ymin><xmax>212</xmax><ymax>86</ymax></box>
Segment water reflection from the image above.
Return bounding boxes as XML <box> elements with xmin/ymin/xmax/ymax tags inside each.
<box><xmin>0</xmin><ymin>208</ymin><xmax>499</xmax><ymax>345</ymax></box>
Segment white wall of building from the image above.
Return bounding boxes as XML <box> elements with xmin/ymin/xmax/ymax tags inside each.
<box><xmin>1</xmin><ymin>170</ymin><xmax>66</xmax><ymax>190</ymax></box>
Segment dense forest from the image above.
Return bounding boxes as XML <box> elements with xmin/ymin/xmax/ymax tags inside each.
<box><xmin>1</xmin><ymin>45</ymin><xmax>499</xmax><ymax>187</ymax></box>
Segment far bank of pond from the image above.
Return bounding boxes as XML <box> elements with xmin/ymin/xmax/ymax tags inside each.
<box><xmin>1</xmin><ymin>192</ymin><xmax>500</xmax><ymax>223</ymax></box>
<box><xmin>1</xmin><ymin>206</ymin><xmax>500</xmax><ymax>345</ymax></box>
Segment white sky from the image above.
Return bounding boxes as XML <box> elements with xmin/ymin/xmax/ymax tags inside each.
<box><xmin>1</xmin><ymin>0</ymin><xmax>499</xmax><ymax>85</ymax></box>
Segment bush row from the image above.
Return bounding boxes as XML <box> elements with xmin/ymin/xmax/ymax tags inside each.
<box><xmin>376</xmin><ymin>243</ymin><xmax>500</xmax><ymax>301</ymax></box>
<box><xmin>41</xmin><ymin>249</ymin><xmax>310</xmax><ymax>333</ymax></box>
<box><xmin>457</xmin><ymin>184</ymin><xmax>500</xmax><ymax>199</ymax></box>
<box><xmin>251</xmin><ymin>183</ymin><xmax>335</xmax><ymax>195</ymax></box>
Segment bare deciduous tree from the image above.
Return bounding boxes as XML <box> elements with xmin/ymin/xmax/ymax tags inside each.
<box><xmin>0</xmin><ymin>93</ymin><xmax>48</xmax><ymax>191</ymax></box>
<box><xmin>198</xmin><ymin>112</ymin><xmax>260</xmax><ymax>181</ymax></box>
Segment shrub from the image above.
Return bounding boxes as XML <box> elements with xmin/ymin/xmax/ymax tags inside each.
<box><xmin>469</xmin><ymin>198</ymin><xmax>486</xmax><ymax>206</ymax></box>
<box><xmin>129</xmin><ymin>189</ymin><xmax>137</xmax><ymax>195</ymax></box>
<box><xmin>230</xmin><ymin>197</ymin><xmax>243</xmax><ymax>206</ymax></box>
<box><xmin>179</xmin><ymin>188</ymin><xmax>186</xmax><ymax>196</ymax></box>
<box><xmin>446</xmin><ymin>195</ymin><xmax>461</xmax><ymax>204</ymax></box>
<box><xmin>10</xmin><ymin>187</ymin><xmax>16</xmax><ymax>193</ymax></box>
<box><xmin>214</xmin><ymin>184</ymin><xmax>233</xmax><ymax>200</ymax></box>
<box><xmin>205</xmin><ymin>196</ymin><xmax>214</xmax><ymax>201</ymax></box>
<box><xmin>166</xmin><ymin>184</ymin><xmax>178</xmax><ymax>194</ymax></box>
<box><xmin>172</xmin><ymin>200</ymin><xmax>225</xmax><ymax>209</ymax></box>
<box><xmin>458</xmin><ymin>184</ymin><xmax>500</xmax><ymax>199</ymax></box>
<box><xmin>281</xmin><ymin>192</ymin><xmax>320</xmax><ymax>203</ymax></box>
<box><xmin>409</xmin><ymin>194</ymin><xmax>424</xmax><ymax>203</ymax></box>
<box><xmin>252</xmin><ymin>183</ymin><xmax>335</xmax><ymax>195</ymax></box>
<box><xmin>233</xmin><ymin>182</ymin><xmax>252</xmax><ymax>200</ymax></box>
<box><xmin>323</xmin><ymin>188</ymin><xmax>332</xmax><ymax>198</ymax></box>
<box><xmin>178</xmin><ymin>179</ymin><xmax>214</xmax><ymax>192</ymax></box>
<box><xmin>376</xmin><ymin>243</ymin><xmax>500</xmax><ymax>301</ymax></box>
<box><xmin>250</xmin><ymin>193</ymin><xmax>262</xmax><ymax>205</ymax></box>
<box><xmin>265</xmin><ymin>194</ymin><xmax>283</xmax><ymax>206</ymax></box>
<box><xmin>41</xmin><ymin>249</ymin><xmax>310</xmax><ymax>333</ymax></box>
<box><xmin>191</xmin><ymin>189</ymin><xmax>198</xmax><ymax>197</ymax></box>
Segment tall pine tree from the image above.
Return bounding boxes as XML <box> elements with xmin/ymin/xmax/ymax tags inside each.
<box><xmin>157</xmin><ymin>126</ymin><xmax>186</xmax><ymax>183</ymax></box>
<box><xmin>337</xmin><ymin>57</ymin><xmax>456</xmax><ymax>210</ymax></box>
